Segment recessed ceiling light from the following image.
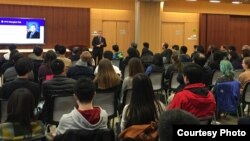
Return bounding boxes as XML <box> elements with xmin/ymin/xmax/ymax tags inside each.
<box><xmin>186</xmin><ymin>0</ymin><xmax>197</xmax><ymax>1</ymax></box>
<box><xmin>209</xmin><ymin>0</ymin><xmax>221</xmax><ymax>3</ymax></box>
<box><xmin>232</xmin><ymin>1</ymin><xmax>242</xmax><ymax>4</ymax></box>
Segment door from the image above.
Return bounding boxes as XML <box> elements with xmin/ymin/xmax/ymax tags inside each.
<box><xmin>161</xmin><ymin>22</ymin><xmax>184</xmax><ymax>48</ymax></box>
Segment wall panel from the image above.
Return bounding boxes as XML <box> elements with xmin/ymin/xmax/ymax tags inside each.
<box><xmin>0</xmin><ymin>4</ymin><xmax>90</xmax><ymax>49</ymax></box>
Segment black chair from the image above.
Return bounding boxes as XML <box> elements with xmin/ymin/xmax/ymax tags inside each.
<box><xmin>0</xmin><ymin>98</ymin><xmax>8</xmax><ymax>123</ymax></box>
<box><xmin>48</xmin><ymin>95</ymin><xmax>75</xmax><ymax>126</ymax></box>
<box><xmin>54</xmin><ymin>128</ymin><xmax>115</xmax><ymax>141</ymax></box>
<box><xmin>112</xmin><ymin>59</ymin><xmax>121</xmax><ymax>69</ymax></box>
<box><xmin>242</xmin><ymin>81</ymin><xmax>250</xmax><ymax>116</ymax></box>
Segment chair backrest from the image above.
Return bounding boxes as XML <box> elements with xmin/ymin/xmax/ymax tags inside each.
<box><xmin>123</xmin><ymin>65</ymin><xmax>129</xmax><ymax>79</ymax></box>
<box><xmin>93</xmin><ymin>89</ymin><xmax>116</xmax><ymax>118</ymax></box>
<box><xmin>54</xmin><ymin>128</ymin><xmax>115</xmax><ymax>141</ymax></box>
<box><xmin>211</xmin><ymin>70</ymin><xmax>223</xmax><ymax>86</ymax></box>
<box><xmin>169</xmin><ymin>72</ymin><xmax>179</xmax><ymax>90</ymax></box>
<box><xmin>234</xmin><ymin>69</ymin><xmax>244</xmax><ymax>81</ymax></box>
<box><xmin>0</xmin><ymin>99</ymin><xmax>8</xmax><ymax>123</ymax></box>
<box><xmin>149</xmin><ymin>72</ymin><xmax>163</xmax><ymax>91</ymax></box>
<box><xmin>215</xmin><ymin>81</ymin><xmax>240</xmax><ymax>113</ymax></box>
<box><xmin>112</xmin><ymin>59</ymin><xmax>121</xmax><ymax>68</ymax></box>
<box><xmin>50</xmin><ymin>95</ymin><xmax>75</xmax><ymax>125</ymax></box>
<box><xmin>242</xmin><ymin>81</ymin><xmax>250</xmax><ymax>105</ymax></box>
<box><xmin>198</xmin><ymin>116</ymin><xmax>214</xmax><ymax>125</ymax></box>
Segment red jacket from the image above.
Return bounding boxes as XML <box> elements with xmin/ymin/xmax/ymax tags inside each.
<box><xmin>168</xmin><ymin>83</ymin><xmax>216</xmax><ymax>118</ymax></box>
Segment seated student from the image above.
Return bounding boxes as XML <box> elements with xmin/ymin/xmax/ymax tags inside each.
<box><xmin>120</xmin><ymin>73</ymin><xmax>165</xmax><ymax>131</ymax></box>
<box><xmin>56</xmin><ymin>78</ymin><xmax>108</xmax><ymax>135</ymax></box>
<box><xmin>57</xmin><ymin>45</ymin><xmax>72</xmax><ymax>74</ymax></box>
<box><xmin>2</xmin><ymin>58</ymin><xmax>40</xmax><ymax>106</ymax></box>
<box><xmin>145</xmin><ymin>53</ymin><xmax>164</xmax><ymax>76</ymax></box>
<box><xmin>216</xmin><ymin>60</ymin><xmax>235</xmax><ymax>83</ymax></box>
<box><xmin>168</xmin><ymin>63</ymin><xmax>216</xmax><ymax>118</ymax></box>
<box><xmin>159</xmin><ymin>109</ymin><xmax>200</xmax><ymax>141</ymax></box>
<box><xmin>0</xmin><ymin>88</ymin><xmax>45</xmax><ymax>140</ymax></box>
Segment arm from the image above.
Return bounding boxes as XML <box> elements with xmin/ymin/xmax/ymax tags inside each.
<box><xmin>101</xmin><ymin>37</ymin><xmax>107</xmax><ymax>48</ymax></box>
<box><xmin>120</xmin><ymin>105</ymin><xmax>128</xmax><ymax>131</ymax></box>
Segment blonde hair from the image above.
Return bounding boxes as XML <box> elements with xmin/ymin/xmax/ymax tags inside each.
<box><xmin>94</xmin><ymin>58</ymin><xmax>121</xmax><ymax>89</ymax></box>
<box><xmin>80</xmin><ymin>51</ymin><xmax>92</xmax><ymax>63</ymax></box>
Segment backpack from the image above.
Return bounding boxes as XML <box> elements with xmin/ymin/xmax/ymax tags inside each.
<box><xmin>119</xmin><ymin>122</ymin><xmax>158</xmax><ymax>141</ymax></box>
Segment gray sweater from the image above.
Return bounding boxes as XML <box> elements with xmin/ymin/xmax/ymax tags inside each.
<box><xmin>56</xmin><ymin>107</ymin><xmax>108</xmax><ymax>135</ymax></box>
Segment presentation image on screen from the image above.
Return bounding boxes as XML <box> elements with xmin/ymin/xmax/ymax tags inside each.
<box><xmin>0</xmin><ymin>17</ymin><xmax>45</xmax><ymax>44</ymax></box>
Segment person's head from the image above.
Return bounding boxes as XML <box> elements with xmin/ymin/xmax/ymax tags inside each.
<box><xmin>74</xmin><ymin>77</ymin><xmax>96</xmax><ymax>103</ymax></box>
<box><xmin>98</xmin><ymin>30</ymin><xmax>103</xmax><ymax>37</ymax></box>
<box><xmin>103</xmin><ymin>50</ymin><xmax>113</xmax><ymax>61</ymax></box>
<box><xmin>228</xmin><ymin>51</ymin><xmax>239</xmax><ymax>61</ymax></box>
<box><xmin>152</xmin><ymin>53</ymin><xmax>163</xmax><ymax>66</ymax></box>
<box><xmin>193</xmin><ymin>53</ymin><xmax>206</xmax><ymax>67</ymax></box>
<box><xmin>125</xmin><ymin>73</ymin><xmax>163</xmax><ymax>128</ymax></box>
<box><xmin>183</xmin><ymin>63</ymin><xmax>203</xmax><ymax>84</ymax></box>
<box><xmin>33</xmin><ymin>45</ymin><xmax>43</xmax><ymax>56</ymax></box>
<box><xmin>242</xmin><ymin>49</ymin><xmax>250</xmax><ymax>58</ymax></box>
<box><xmin>50</xmin><ymin>59</ymin><xmax>65</xmax><ymax>75</ymax></box>
<box><xmin>196</xmin><ymin>45</ymin><xmax>205</xmax><ymax>54</ymax></box>
<box><xmin>171</xmin><ymin>52</ymin><xmax>180</xmax><ymax>64</ymax></box>
<box><xmin>127</xmin><ymin>47</ymin><xmax>139</xmax><ymax>58</ymax></box>
<box><xmin>213</xmin><ymin>51</ymin><xmax>224</xmax><ymax>62</ymax></box>
<box><xmin>29</xmin><ymin>24</ymin><xmax>37</xmax><ymax>32</ymax></box>
<box><xmin>242</xmin><ymin>57</ymin><xmax>250</xmax><ymax>70</ymax></box>
<box><xmin>172</xmin><ymin>45</ymin><xmax>179</xmax><ymax>51</ymax></box>
<box><xmin>54</xmin><ymin>44</ymin><xmax>60</xmax><ymax>54</ymax></box>
<box><xmin>159</xmin><ymin>109</ymin><xmax>200</xmax><ymax>141</ymax></box>
<box><xmin>228</xmin><ymin>45</ymin><xmax>236</xmax><ymax>52</ymax></box>
<box><xmin>162</xmin><ymin>42</ymin><xmax>169</xmax><ymax>49</ymax></box>
<box><xmin>94</xmin><ymin>58</ymin><xmax>121</xmax><ymax>89</ymax></box>
<box><xmin>112</xmin><ymin>44</ymin><xmax>119</xmax><ymax>52</ymax></box>
<box><xmin>8</xmin><ymin>44</ymin><xmax>16</xmax><ymax>51</ymax></box>
<box><xmin>80</xmin><ymin>51</ymin><xmax>92</xmax><ymax>63</ymax></box>
<box><xmin>7</xmin><ymin>88</ymin><xmax>35</xmax><ymax>126</ymax></box>
<box><xmin>220</xmin><ymin>60</ymin><xmax>234</xmax><ymax>77</ymax></box>
<box><xmin>180</xmin><ymin>46</ymin><xmax>188</xmax><ymax>54</ymax></box>
<box><xmin>15</xmin><ymin>58</ymin><xmax>33</xmax><ymax>77</ymax></box>
<box><xmin>242</xmin><ymin>45</ymin><xmax>250</xmax><ymax>51</ymax></box>
<box><xmin>143</xmin><ymin>42</ymin><xmax>149</xmax><ymax>48</ymax></box>
<box><xmin>72</xmin><ymin>46</ymin><xmax>81</xmax><ymax>55</ymax></box>
<box><xmin>128</xmin><ymin>57</ymin><xmax>144</xmax><ymax>77</ymax></box>
<box><xmin>44</xmin><ymin>50</ymin><xmax>57</xmax><ymax>64</ymax></box>
<box><xmin>11</xmin><ymin>52</ymin><xmax>24</xmax><ymax>64</ymax></box>
<box><xmin>58</xmin><ymin>45</ymin><xmax>66</xmax><ymax>55</ymax></box>
<box><xmin>131</xmin><ymin>42</ymin><xmax>137</xmax><ymax>49</ymax></box>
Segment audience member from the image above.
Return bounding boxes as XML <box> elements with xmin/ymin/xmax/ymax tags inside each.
<box><xmin>2</xmin><ymin>58</ymin><xmax>40</xmax><ymax>106</ymax></box>
<box><xmin>57</xmin><ymin>45</ymin><xmax>72</xmax><ymax>73</ymax></box>
<box><xmin>67</xmin><ymin>51</ymin><xmax>94</xmax><ymax>80</ymax></box>
<box><xmin>216</xmin><ymin>60</ymin><xmax>235</xmax><ymax>83</ymax></box>
<box><xmin>130</xmin><ymin>42</ymin><xmax>140</xmax><ymax>57</ymax></box>
<box><xmin>94</xmin><ymin>58</ymin><xmax>121</xmax><ymax>90</ymax></box>
<box><xmin>56</xmin><ymin>78</ymin><xmax>108</xmax><ymax>135</ymax></box>
<box><xmin>69</xmin><ymin>46</ymin><xmax>81</xmax><ymax>64</ymax></box>
<box><xmin>38</xmin><ymin>50</ymin><xmax>57</xmax><ymax>82</ymax></box>
<box><xmin>239</xmin><ymin>57</ymin><xmax>250</xmax><ymax>94</ymax></box>
<box><xmin>228</xmin><ymin>51</ymin><xmax>242</xmax><ymax>70</ymax></box>
<box><xmin>141</xmin><ymin>42</ymin><xmax>153</xmax><ymax>57</ymax></box>
<box><xmin>180</xmin><ymin>45</ymin><xmax>191</xmax><ymax>62</ymax></box>
<box><xmin>3</xmin><ymin>44</ymin><xmax>16</xmax><ymax>61</ymax></box>
<box><xmin>168</xmin><ymin>63</ymin><xmax>216</xmax><ymax>118</ymax></box>
<box><xmin>94</xmin><ymin>50</ymin><xmax>121</xmax><ymax>77</ymax></box>
<box><xmin>161</xmin><ymin>42</ymin><xmax>173</xmax><ymax>64</ymax></box>
<box><xmin>112</xmin><ymin>44</ymin><xmax>124</xmax><ymax>60</ymax></box>
<box><xmin>0</xmin><ymin>88</ymin><xmax>45</xmax><ymax>140</ymax></box>
<box><xmin>159</xmin><ymin>109</ymin><xmax>200</xmax><ymax>141</ymax></box>
<box><xmin>145</xmin><ymin>53</ymin><xmax>164</xmax><ymax>76</ymax></box>
<box><xmin>120</xmin><ymin>73</ymin><xmax>165</xmax><ymax>131</ymax></box>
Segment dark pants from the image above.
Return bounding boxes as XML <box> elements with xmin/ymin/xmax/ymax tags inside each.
<box><xmin>92</xmin><ymin>47</ymin><xmax>103</xmax><ymax>65</ymax></box>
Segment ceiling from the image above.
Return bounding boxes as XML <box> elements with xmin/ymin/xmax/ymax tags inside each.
<box><xmin>165</xmin><ymin>0</ymin><xmax>250</xmax><ymax>4</ymax></box>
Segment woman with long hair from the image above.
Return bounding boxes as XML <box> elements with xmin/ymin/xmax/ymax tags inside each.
<box><xmin>94</xmin><ymin>58</ymin><xmax>121</xmax><ymax>90</ymax></box>
<box><xmin>120</xmin><ymin>73</ymin><xmax>165</xmax><ymax>131</ymax></box>
<box><xmin>0</xmin><ymin>88</ymin><xmax>45</xmax><ymax>140</ymax></box>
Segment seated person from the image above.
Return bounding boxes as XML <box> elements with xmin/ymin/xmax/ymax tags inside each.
<box><xmin>2</xmin><ymin>58</ymin><xmax>40</xmax><ymax>106</ymax></box>
<box><xmin>0</xmin><ymin>88</ymin><xmax>45</xmax><ymax>140</ymax></box>
<box><xmin>112</xmin><ymin>44</ymin><xmax>123</xmax><ymax>60</ymax></box>
<box><xmin>168</xmin><ymin>63</ymin><xmax>216</xmax><ymax>118</ymax></box>
<box><xmin>159</xmin><ymin>109</ymin><xmax>200</xmax><ymax>141</ymax></box>
<box><xmin>56</xmin><ymin>78</ymin><xmax>108</xmax><ymax>135</ymax></box>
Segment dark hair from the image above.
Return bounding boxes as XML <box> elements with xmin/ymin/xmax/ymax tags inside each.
<box><xmin>8</xmin><ymin>44</ymin><xmax>16</xmax><ymax>51</ymax></box>
<box><xmin>44</xmin><ymin>50</ymin><xmax>57</xmax><ymax>64</ymax></box>
<box><xmin>172</xmin><ymin>45</ymin><xmax>179</xmax><ymax>50</ymax></box>
<box><xmin>72</xmin><ymin>46</ymin><xmax>81</xmax><ymax>54</ymax></box>
<box><xmin>163</xmin><ymin>43</ymin><xmax>169</xmax><ymax>49</ymax></box>
<box><xmin>183</xmin><ymin>63</ymin><xmax>203</xmax><ymax>84</ymax></box>
<box><xmin>51</xmin><ymin>59</ymin><xmax>65</xmax><ymax>75</ymax></box>
<box><xmin>33</xmin><ymin>45</ymin><xmax>43</xmax><ymax>56</ymax></box>
<box><xmin>131</xmin><ymin>42</ymin><xmax>137</xmax><ymax>49</ymax></box>
<box><xmin>128</xmin><ymin>58</ymin><xmax>144</xmax><ymax>77</ymax></box>
<box><xmin>112</xmin><ymin>44</ymin><xmax>119</xmax><ymax>52</ymax></box>
<box><xmin>11</xmin><ymin>52</ymin><xmax>24</xmax><ymax>63</ymax></box>
<box><xmin>171</xmin><ymin>52</ymin><xmax>183</xmax><ymax>72</ymax></box>
<box><xmin>7</xmin><ymin>88</ymin><xmax>35</xmax><ymax>129</ymax></box>
<box><xmin>180</xmin><ymin>46</ymin><xmax>188</xmax><ymax>54</ymax></box>
<box><xmin>143</xmin><ymin>42</ymin><xmax>149</xmax><ymax>48</ymax></box>
<box><xmin>196</xmin><ymin>45</ymin><xmax>205</xmax><ymax>54</ymax></box>
<box><xmin>228</xmin><ymin>45</ymin><xmax>236</xmax><ymax>52</ymax></box>
<box><xmin>127</xmin><ymin>47</ymin><xmax>139</xmax><ymax>58</ymax></box>
<box><xmin>229</xmin><ymin>51</ymin><xmax>240</xmax><ymax>61</ymax></box>
<box><xmin>159</xmin><ymin>109</ymin><xmax>200</xmax><ymax>141</ymax></box>
<box><xmin>54</xmin><ymin>44</ymin><xmax>61</xmax><ymax>53</ymax></box>
<box><xmin>152</xmin><ymin>53</ymin><xmax>163</xmax><ymax>66</ymax></box>
<box><xmin>125</xmin><ymin>73</ymin><xmax>163</xmax><ymax>128</ymax></box>
<box><xmin>103</xmin><ymin>50</ymin><xmax>113</xmax><ymax>61</ymax></box>
<box><xmin>74</xmin><ymin>77</ymin><xmax>96</xmax><ymax>103</ymax></box>
<box><xmin>15</xmin><ymin>58</ymin><xmax>33</xmax><ymax>76</ymax></box>
<box><xmin>242</xmin><ymin>49</ymin><xmax>250</xmax><ymax>58</ymax></box>
<box><xmin>193</xmin><ymin>53</ymin><xmax>206</xmax><ymax>67</ymax></box>
<box><xmin>58</xmin><ymin>45</ymin><xmax>66</xmax><ymax>55</ymax></box>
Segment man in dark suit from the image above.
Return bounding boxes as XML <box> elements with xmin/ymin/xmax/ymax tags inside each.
<box><xmin>92</xmin><ymin>30</ymin><xmax>107</xmax><ymax>65</ymax></box>
<box><xmin>27</xmin><ymin>24</ymin><xmax>40</xmax><ymax>39</ymax></box>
